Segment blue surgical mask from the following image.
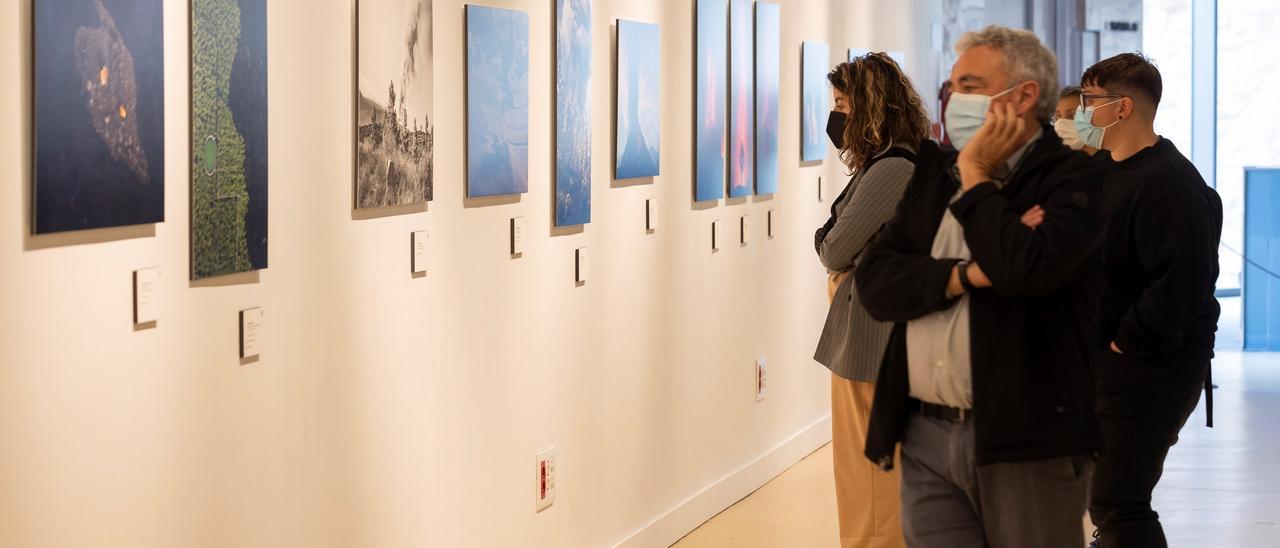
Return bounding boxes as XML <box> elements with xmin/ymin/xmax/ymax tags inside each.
<box><xmin>943</xmin><ymin>85</ymin><xmax>1019</xmax><ymax>151</ymax></box>
<box><xmin>1073</xmin><ymin>98</ymin><xmax>1123</xmax><ymax>149</ymax></box>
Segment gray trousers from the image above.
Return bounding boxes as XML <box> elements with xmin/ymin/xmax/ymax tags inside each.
<box><xmin>899</xmin><ymin>413</ymin><xmax>1092</xmax><ymax>548</ymax></box>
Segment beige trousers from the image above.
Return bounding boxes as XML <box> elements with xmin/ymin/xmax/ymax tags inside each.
<box><xmin>831</xmin><ymin>374</ymin><xmax>906</xmax><ymax>548</ymax></box>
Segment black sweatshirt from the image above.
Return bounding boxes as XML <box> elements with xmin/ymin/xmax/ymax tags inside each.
<box><xmin>1100</xmin><ymin>137</ymin><xmax>1222</xmax><ymax>370</ymax></box>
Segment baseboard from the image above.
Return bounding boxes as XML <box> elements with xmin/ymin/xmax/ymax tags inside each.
<box><xmin>610</xmin><ymin>413</ymin><xmax>834</xmax><ymax>548</ymax></box>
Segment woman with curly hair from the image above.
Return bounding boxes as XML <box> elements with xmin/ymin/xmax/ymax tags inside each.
<box><xmin>813</xmin><ymin>52</ymin><xmax>931</xmax><ymax>548</ymax></box>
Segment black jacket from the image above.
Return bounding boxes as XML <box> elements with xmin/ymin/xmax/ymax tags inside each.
<box><xmin>1099</xmin><ymin>137</ymin><xmax>1222</xmax><ymax>372</ymax></box>
<box><xmin>855</xmin><ymin>128</ymin><xmax>1107</xmax><ymax>468</ymax></box>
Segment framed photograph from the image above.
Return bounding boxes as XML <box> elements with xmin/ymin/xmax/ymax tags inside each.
<box><xmin>754</xmin><ymin>3</ymin><xmax>780</xmax><ymax>195</ymax></box>
<box><xmin>33</xmin><ymin>0</ymin><xmax>166</xmax><ymax>234</ymax></box>
<box><xmin>190</xmin><ymin>0</ymin><xmax>269</xmax><ymax>279</ymax></box>
<box><xmin>727</xmin><ymin>0</ymin><xmax>753</xmax><ymax>198</ymax></box>
<box><xmin>466</xmin><ymin>4</ymin><xmax>530</xmax><ymax>198</ymax></box>
<box><xmin>615</xmin><ymin>19</ymin><xmax>661</xmax><ymax>180</ymax></box>
<box><xmin>556</xmin><ymin>0</ymin><xmax>592</xmax><ymax>225</ymax></box>
<box><xmin>801</xmin><ymin>41</ymin><xmax>829</xmax><ymax>163</ymax></box>
<box><xmin>356</xmin><ymin>0</ymin><xmax>435</xmax><ymax>209</ymax></box>
<box><xmin>695</xmin><ymin>0</ymin><xmax>727</xmax><ymax>201</ymax></box>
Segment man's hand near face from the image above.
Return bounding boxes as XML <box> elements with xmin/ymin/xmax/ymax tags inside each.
<box><xmin>958</xmin><ymin>101</ymin><xmax>1028</xmax><ymax>190</ymax></box>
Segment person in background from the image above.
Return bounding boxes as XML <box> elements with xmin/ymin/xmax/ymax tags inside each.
<box><xmin>813</xmin><ymin>52</ymin><xmax>930</xmax><ymax>548</ymax></box>
<box><xmin>1074</xmin><ymin>53</ymin><xmax>1222</xmax><ymax>548</ymax></box>
<box><xmin>1054</xmin><ymin>86</ymin><xmax>1097</xmax><ymax>155</ymax></box>
<box><xmin>1020</xmin><ymin>86</ymin><xmax>1105</xmax><ymax>231</ymax></box>
<box><xmin>933</xmin><ymin>80</ymin><xmax>954</xmax><ymax>148</ymax></box>
<box><xmin>854</xmin><ymin>26</ymin><xmax>1106</xmax><ymax>548</ymax></box>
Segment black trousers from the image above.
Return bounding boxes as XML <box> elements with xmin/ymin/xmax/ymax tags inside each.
<box><xmin>1089</xmin><ymin>350</ymin><xmax>1207</xmax><ymax>548</ymax></box>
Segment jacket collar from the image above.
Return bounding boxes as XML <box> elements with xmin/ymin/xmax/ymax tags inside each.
<box><xmin>1005</xmin><ymin>124</ymin><xmax>1065</xmax><ymax>183</ymax></box>
<box><xmin>993</xmin><ymin>127</ymin><xmax>1045</xmax><ymax>184</ymax></box>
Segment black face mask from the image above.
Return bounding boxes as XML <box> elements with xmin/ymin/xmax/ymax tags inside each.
<box><xmin>826</xmin><ymin>111</ymin><xmax>848</xmax><ymax>149</ymax></box>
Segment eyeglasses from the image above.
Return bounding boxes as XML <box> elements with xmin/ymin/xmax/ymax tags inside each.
<box><xmin>1080</xmin><ymin>93</ymin><xmax>1123</xmax><ymax>108</ymax></box>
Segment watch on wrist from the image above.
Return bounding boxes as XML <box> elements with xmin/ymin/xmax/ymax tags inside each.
<box><xmin>957</xmin><ymin>261</ymin><xmax>977</xmax><ymax>292</ymax></box>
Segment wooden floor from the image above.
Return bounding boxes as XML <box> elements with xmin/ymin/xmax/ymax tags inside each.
<box><xmin>672</xmin><ymin>442</ymin><xmax>839</xmax><ymax>547</ymax></box>
<box><xmin>673</xmin><ymin>349</ymin><xmax>1280</xmax><ymax>547</ymax></box>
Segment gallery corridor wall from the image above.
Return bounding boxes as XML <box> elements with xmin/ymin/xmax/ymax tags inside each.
<box><xmin>0</xmin><ymin>0</ymin><xmax>943</xmax><ymax>546</ymax></box>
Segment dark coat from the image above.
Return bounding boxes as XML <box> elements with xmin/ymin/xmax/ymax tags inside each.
<box><xmin>855</xmin><ymin>128</ymin><xmax>1107</xmax><ymax>468</ymax></box>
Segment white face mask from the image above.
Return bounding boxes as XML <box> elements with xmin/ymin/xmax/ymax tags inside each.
<box><xmin>944</xmin><ymin>85</ymin><xmax>1020</xmax><ymax>151</ymax></box>
<box><xmin>1054</xmin><ymin>118</ymin><xmax>1085</xmax><ymax>150</ymax></box>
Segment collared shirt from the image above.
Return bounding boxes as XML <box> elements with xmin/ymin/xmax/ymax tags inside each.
<box><xmin>905</xmin><ymin>129</ymin><xmax>1043</xmax><ymax>409</ymax></box>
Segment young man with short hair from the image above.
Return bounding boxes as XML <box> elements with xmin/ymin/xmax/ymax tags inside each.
<box><xmin>1077</xmin><ymin>53</ymin><xmax>1223</xmax><ymax>548</ymax></box>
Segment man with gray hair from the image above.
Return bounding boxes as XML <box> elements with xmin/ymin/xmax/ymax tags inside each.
<box><xmin>856</xmin><ymin>25</ymin><xmax>1106</xmax><ymax>547</ymax></box>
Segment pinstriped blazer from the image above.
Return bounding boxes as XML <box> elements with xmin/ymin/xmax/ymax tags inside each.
<box><xmin>814</xmin><ymin>152</ymin><xmax>917</xmax><ymax>382</ymax></box>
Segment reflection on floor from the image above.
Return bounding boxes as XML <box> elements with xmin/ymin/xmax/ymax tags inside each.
<box><xmin>671</xmin><ymin>443</ymin><xmax>839</xmax><ymax>547</ymax></box>
<box><xmin>673</xmin><ymin>350</ymin><xmax>1280</xmax><ymax>547</ymax></box>
<box><xmin>1158</xmin><ymin>350</ymin><xmax>1280</xmax><ymax>546</ymax></box>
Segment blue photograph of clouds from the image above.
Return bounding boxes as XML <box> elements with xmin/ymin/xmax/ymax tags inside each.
<box><xmin>753</xmin><ymin>2</ymin><xmax>779</xmax><ymax>196</ymax></box>
<box><xmin>695</xmin><ymin>0</ymin><xmax>727</xmax><ymax>202</ymax></box>
<box><xmin>556</xmin><ymin>0</ymin><xmax>591</xmax><ymax>225</ymax></box>
<box><xmin>801</xmin><ymin>41</ymin><xmax>828</xmax><ymax>163</ymax></box>
<box><xmin>466</xmin><ymin>4</ymin><xmax>529</xmax><ymax>198</ymax></box>
<box><xmin>615</xmin><ymin>19</ymin><xmax>660</xmax><ymax>180</ymax></box>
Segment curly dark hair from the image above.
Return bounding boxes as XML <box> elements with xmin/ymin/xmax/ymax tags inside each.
<box><xmin>826</xmin><ymin>53</ymin><xmax>931</xmax><ymax>173</ymax></box>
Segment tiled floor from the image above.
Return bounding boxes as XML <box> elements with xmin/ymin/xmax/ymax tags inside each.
<box><xmin>673</xmin><ymin>350</ymin><xmax>1280</xmax><ymax>547</ymax></box>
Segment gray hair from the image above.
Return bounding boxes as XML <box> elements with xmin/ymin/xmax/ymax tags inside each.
<box><xmin>956</xmin><ymin>25</ymin><xmax>1059</xmax><ymax>123</ymax></box>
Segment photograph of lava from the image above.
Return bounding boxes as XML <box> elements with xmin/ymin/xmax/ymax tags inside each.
<box><xmin>34</xmin><ymin>0</ymin><xmax>166</xmax><ymax>234</ymax></box>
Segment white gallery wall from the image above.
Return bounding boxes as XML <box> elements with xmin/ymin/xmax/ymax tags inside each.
<box><xmin>0</xmin><ymin>1</ymin><xmax>943</xmax><ymax>546</ymax></box>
